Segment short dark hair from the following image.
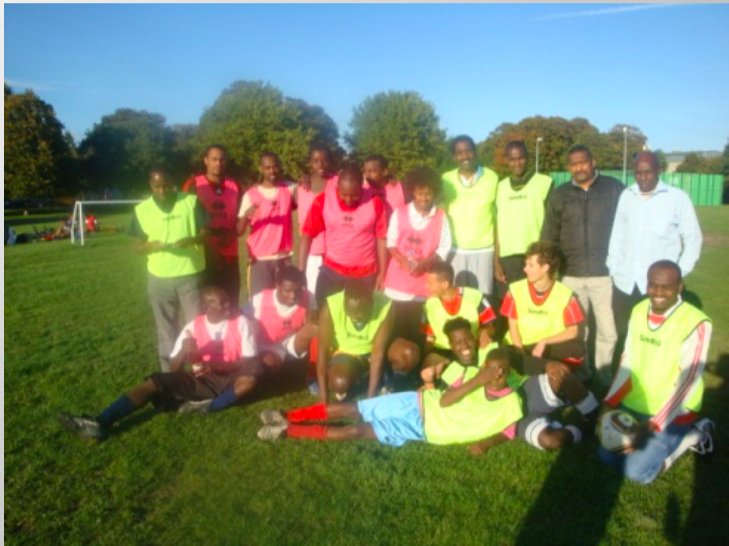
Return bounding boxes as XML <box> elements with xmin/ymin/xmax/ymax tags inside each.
<box><xmin>343</xmin><ymin>278</ymin><xmax>373</xmax><ymax>300</ymax></box>
<box><xmin>276</xmin><ymin>265</ymin><xmax>304</xmax><ymax>286</ymax></box>
<box><xmin>405</xmin><ymin>166</ymin><xmax>441</xmax><ymax>196</ymax></box>
<box><xmin>505</xmin><ymin>140</ymin><xmax>528</xmax><ymax>156</ymax></box>
<box><xmin>525</xmin><ymin>241</ymin><xmax>564</xmax><ymax>278</ymax></box>
<box><xmin>260</xmin><ymin>151</ymin><xmax>280</xmax><ymax>163</ymax></box>
<box><xmin>443</xmin><ymin>317</ymin><xmax>472</xmax><ymax>338</ymax></box>
<box><xmin>648</xmin><ymin>260</ymin><xmax>682</xmax><ymax>282</ymax></box>
<box><xmin>450</xmin><ymin>135</ymin><xmax>477</xmax><ymax>155</ymax></box>
<box><xmin>427</xmin><ymin>261</ymin><xmax>454</xmax><ymax>285</ymax></box>
<box><xmin>309</xmin><ymin>144</ymin><xmax>331</xmax><ymax>160</ymax></box>
<box><xmin>363</xmin><ymin>154</ymin><xmax>389</xmax><ymax>169</ymax></box>
<box><xmin>567</xmin><ymin>145</ymin><xmax>592</xmax><ymax>160</ymax></box>
<box><xmin>205</xmin><ymin>144</ymin><xmax>227</xmax><ymax>157</ymax></box>
<box><xmin>338</xmin><ymin>165</ymin><xmax>363</xmax><ymax>186</ymax></box>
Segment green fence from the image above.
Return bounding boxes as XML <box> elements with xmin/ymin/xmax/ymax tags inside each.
<box><xmin>548</xmin><ymin>171</ymin><xmax>723</xmax><ymax>206</ymax></box>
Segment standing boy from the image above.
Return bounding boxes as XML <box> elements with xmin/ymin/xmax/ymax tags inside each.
<box><xmin>442</xmin><ymin>135</ymin><xmax>499</xmax><ymax>293</ymax></box>
<box><xmin>238</xmin><ymin>152</ymin><xmax>296</xmax><ymax>299</ymax></box>
<box><xmin>184</xmin><ymin>145</ymin><xmax>243</xmax><ymax>307</ymax></box>
<box><xmin>362</xmin><ymin>154</ymin><xmax>407</xmax><ymax>217</ymax></box>
<box><xmin>128</xmin><ymin>169</ymin><xmax>207</xmax><ymax>371</ymax></box>
<box><xmin>383</xmin><ymin>166</ymin><xmax>451</xmax><ymax>343</ymax></box>
<box><xmin>494</xmin><ymin>141</ymin><xmax>553</xmax><ymax>300</ymax></box>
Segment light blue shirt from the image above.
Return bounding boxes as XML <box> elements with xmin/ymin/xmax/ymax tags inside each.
<box><xmin>607</xmin><ymin>181</ymin><xmax>702</xmax><ymax>295</ymax></box>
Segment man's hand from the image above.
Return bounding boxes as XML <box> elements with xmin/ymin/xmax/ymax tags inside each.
<box><xmin>241</xmin><ymin>203</ymin><xmax>260</xmax><ymax>221</ymax></box>
<box><xmin>171</xmin><ymin>237</ymin><xmax>197</xmax><ymax>249</ymax></box>
<box><xmin>147</xmin><ymin>240</ymin><xmax>167</xmax><ymax>252</ymax></box>
<box><xmin>531</xmin><ymin>340</ymin><xmax>547</xmax><ymax>358</ymax></box>
<box><xmin>409</xmin><ymin>258</ymin><xmax>428</xmax><ymax>276</ymax></box>
<box><xmin>545</xmin><ymin>361</ymin><xmax>570</xmax><ymax>383</ymax></box>
<box><xmin>478</xmin><ymin>328</ymin><xmax>492</xmax><ymax>349</ymax></box>
<box><xmin>494</xmin><ymin>259</ymin><xmax>507</xmax><ymax>284</ymax></box>
<box><xmin>625</xmin><ymin>420</ymin><xmax>656</xmax><ymax>453</ymax></box>
<box><xmin>375</xmin><ymin>273</ymin><xmax>385</xmax><ymax>291</ymax></box>
<box><xmin>475</xmin><ymin>364</ymin><xmax>502</xmax><ymax>387</ymax></box>
<box><xmin>193</xmin><ymin>362</ymin><xmax>213</xmax><ymax>379</ymax></box>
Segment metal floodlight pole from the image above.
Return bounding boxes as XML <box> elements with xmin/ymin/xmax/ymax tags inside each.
<box><xmin>536</xmin><ymin>137</ymin><xmax>543</xmax><ymax>173</ymax></box>
<box><xmin>622</xmin><ymin>126</ymin><xmax>628</xmax><ymax>183</ymax></box>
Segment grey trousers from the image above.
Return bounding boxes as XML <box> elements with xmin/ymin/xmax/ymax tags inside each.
<box><xmin>448</xmin><ymin>247</ymin><xmax>494</xmax><ymax>295</ymax></box>
<box><xmin>147</xmin><ymin>273</ymin><xmax>202</xmax><ymax>371</ymax></box>
<box><xmin>562</xmin><ymin>275</ymin><xmax>618</xmax><ymax>386</ymax></box>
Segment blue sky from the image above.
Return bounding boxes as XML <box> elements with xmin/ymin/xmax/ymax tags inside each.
<box><xmin>5</xmin><ymin>3</ymin><xmax>729</xmax><ymax>153</ymax></box>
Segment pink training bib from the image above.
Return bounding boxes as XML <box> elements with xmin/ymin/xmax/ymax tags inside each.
<box><xmin>256</xmin><ymin>289</ymin><xmax>309</xmax><ymax>345</ymax></box>
<box><xmin>193</xmin><ymin>315</ymin><xmax>242</xmax><ymax>364</ymax></box>
<box><xmin>245</xmin><ymin>184</ymin><xmax>294</xmax><ymax>259</ymax></box>
<box><xmin>298</xmin><ymin>187</ymin><xmax>326</xmax><ymax>256</ymax></box>
<box><xmin>322</xmin><ymin>184</ymin><xmax>378</xmax><ymax>269</ymax></box>
<box><xmin>384</xmin><ymin>205</ymin><xmax>444</xmax><ymax>298</ymax></box>
<box><xmin>194</xmin><ymin>176</ymin><xmax>240</xmax><ymax>257</ymax></box>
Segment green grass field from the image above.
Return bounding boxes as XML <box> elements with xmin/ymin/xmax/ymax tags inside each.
<box><xmin>5</xmin><ymin>207</ymin><xmax>729</xmax><ymax>545</ymax></box>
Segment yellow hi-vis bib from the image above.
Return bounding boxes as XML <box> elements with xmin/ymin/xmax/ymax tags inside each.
<box><xmin>442</xmin><ymin>167</ymin><xmax>498</xmax><ymax>249</ymax></box>
<box><xmin>496</xmin><ymin>173</ymin><xmax>552</xmax><ymax>258</ymax></box>
<box><xmin>328</xmin><ymin>291</ymin><xmax>392</xmax><ymax>355</ymax></box>
<box><xmin>504</xmin><ymin>279</ymin><xmax>574</xmax><ymax>347</ymax></box>
<box><xmin>425</xmin><ymin>287</ymin><xmax>484</xmax><ymax>350</ymax></box>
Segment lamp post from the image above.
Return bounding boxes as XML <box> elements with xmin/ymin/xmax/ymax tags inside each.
<box><xmin>535</xmin><ymin>137</ymin><xmax>543</xmax><ymax>173</ymax></box>
<box><xmin>622</xmin><ymin>126</ymin><xmax>628</xmax><ymax>183</ymax></box>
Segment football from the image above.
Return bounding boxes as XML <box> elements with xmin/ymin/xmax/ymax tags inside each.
<box><xmin>597</xmin><ymin>410</ymin><xmax>639</xmax><ymax>453</ymax></box>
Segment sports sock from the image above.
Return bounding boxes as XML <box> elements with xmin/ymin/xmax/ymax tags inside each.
<box><xmin>209</xmin><ymin>387</ymin><xmax>237</xmax><ymax>412</ymax></box>
<box><xmin>287</xmin><ymin>424</ymin><xmax>328</xmax><ymax>440</ymax></box>
<box><xmin>576</xmin><ymin>392</ymin><xmax>599</xmax><ymax>415</ymax></box>
<box><xmin>565</xmin><ymin>425</ymin><xmax>583</xmax><ymax>444</ymax></box>
<box><xmin>97</xmin><ymin>395</ymin><xmax>136</xmax><ymax>428</ymax></box>
<box><xmin>288</xmin><ymin>403</ymin><xmax>328</xmax><ymax>423</ymax></box>
<box><xmin>663</xmin><ymin>428</ymin><xmax>703</xmax><ymax>471</ymax></box>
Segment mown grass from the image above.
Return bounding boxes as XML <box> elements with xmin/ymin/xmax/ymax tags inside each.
<box><xmin>4</xmin><ymin>207</ymin><xmax>729</xmax><ymax>545</ymax></box>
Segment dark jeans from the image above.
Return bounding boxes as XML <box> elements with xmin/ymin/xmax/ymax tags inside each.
<box><xmin>496</xmin><ymin>254</ymin><xmax>527</xmax><ymax>300</ymax></box>
<box><xmin>391</xmin><ymin>300</ymin><xmax>425</xmax><ymax>346</ymax></box>
<box><xmin>203</xmin><ymin>250</ymin><xmax>240</xmax><ymax>309</ymax></box>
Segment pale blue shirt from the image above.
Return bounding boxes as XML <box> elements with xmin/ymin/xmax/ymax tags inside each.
<box><xmin>607</xmin><ymin>181</ymin><xmax>702</xmax><ymax>294</ymax></box>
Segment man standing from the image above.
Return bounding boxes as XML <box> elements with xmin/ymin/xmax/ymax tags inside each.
<box><xmin>541</xmin><ymin>145</ymin><xmax>624</xmax><ymax>386</ymax></box>
<box><xmin>298</xmin><ymin>166</ymin><xmax>388</xmax><ymax>305</ymax></box>
<box><xmin>184</xmin><ymin>145</ymin><xmax>243</xmax><ymax>307</ymax></box>
<box><xmin>599</xmin><ymin>261</ymin><xmax>714</xmax><ymax>484</ymax></box>
<box><xmin>442</xmin><ymin>135</ymin><xmax>499</xmax><ymax>294</ymax></box>
<box><xmin>607</xmin><ymin>151</ymin><xmax>702</xmax><ymax>335</ymax></box>
<box><xmin>129</xmin><ymin>169</ymin><xmax>207</xmax><ymax>371</ymax></box>
<box><xmin>494</xmin><ymin>141</ymin><xmax>554</xmax><ymax>300</ymax></box>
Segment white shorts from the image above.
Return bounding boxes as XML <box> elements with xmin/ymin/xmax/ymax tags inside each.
<box><xmin>260</xmin><ymin>333</ymin><xmax>306</xmax><ymax>362</ymax></box>
<box><xmin>306</xmin><ymin>255</ymin><xmax>323</xmax><ymax>308</ymax></box>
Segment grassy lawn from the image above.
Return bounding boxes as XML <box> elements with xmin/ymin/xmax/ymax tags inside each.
<box><xmin>5</xmin><ymin>207</ymin><xmax>729</xmax><ymax>545</ymax></box>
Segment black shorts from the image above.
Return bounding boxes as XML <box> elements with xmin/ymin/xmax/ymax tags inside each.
<box><xmin>148</xmin><ymin>362</ymin><xmax>264</xmax><ymax>410</ymax></box>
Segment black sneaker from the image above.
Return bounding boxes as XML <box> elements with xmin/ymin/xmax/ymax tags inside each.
<box><xmin>690</xmin><ymin>418</ymin><xmax>715</xmax><ymax>455</ymax></box>
<box><xmin>59</xmin><ymin>412</ymin><xmax>105</xmax><ymax>441</ymax></box>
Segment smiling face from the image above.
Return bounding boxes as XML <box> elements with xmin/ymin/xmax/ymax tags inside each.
<box><xmin>447</xmin><ymin>326</ymin><xmax>477</xmax><ymax>366</ymax></box>
<box><xmin>426</xmin><ymin>272</ymin><xmax>450</xmax><ymax>299</ymax></box>
<box><xmin>453</xmin><ymin>140</ymin><xmax>477</xmax><ymax>173</ymax></box>
<box><xmin>567</xmin><ymin>150</ymin><xmax>597</xmax><ymax>185</ymax></box>
<box><xmin>276</xmin><ymin>279</ymin><xmax>303</xmax><ymax>308</ymax></box>
<box><xmin>523</xmin><ymin>254</ymin><xmax>551</xmax><ymax>284</ymax></box>
<box><xmin>260</xmin><ymin>155</ymin><xmax>282</xmax><ymax>185</ymax></box>
<box><xmin>506</xmin><ymin>146</ymin><xmax>528</xmax><ymax>178</ymax></box>
<box><xmin>149</xmin><ymin>171</ymin><xmax>174</xmax><ymax>205</ymax></box>
<box><xmin>647</xmin><ymin>264</ymin><xmax>683</xmax><ymax>315</ymax></box>
<box><xmin>412</xmin><ymin>185</ymin><xmax>436</xmax><ymax>214</ymax></box>
<box><xmin>309</xmin><ymin>149</ymin><xmax>330</xmax><ymax>178</ymax></box>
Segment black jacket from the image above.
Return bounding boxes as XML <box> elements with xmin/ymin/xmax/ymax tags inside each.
<box><xmin>541</xmin><ymin>174</ymin><xmax>625</xmax><ymax>277</ymax></box>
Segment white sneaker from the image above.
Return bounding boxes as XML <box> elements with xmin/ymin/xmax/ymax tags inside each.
<box><xmin>257</xmin><ymin>425</ymin><xmax>288</xmax><ymax>441</ymax></box>
<box><xmin>690</xmin><ymin>418</ymin><xmax>715</xmax><ymax>455</ymax></box>
<box><xmin>178</xmin><ymin>400</ymin><xmax>213</xmax><ymax>415</ymax></box>
<box><xmin>260</xmin><ymin>409</ymin><xmax>288</xmax><ymax>426</ymax></box>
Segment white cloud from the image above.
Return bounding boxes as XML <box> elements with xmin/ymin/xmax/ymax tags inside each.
<box><xmin>534</xmin><ymin>3</ymin><xmax>687</xmax><ymax>22</ymax></box>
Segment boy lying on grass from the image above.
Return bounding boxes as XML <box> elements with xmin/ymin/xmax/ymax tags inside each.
<box><xmin>258</xmin><ymin>317</ymin><xmax>522</xmax><ymax>455</ymax></box>
<box><xmin>59</xmin><ymin>287</ymin><xmax>263</xmax><ymax>441</ymax></box>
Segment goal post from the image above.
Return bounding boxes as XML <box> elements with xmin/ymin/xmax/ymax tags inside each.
<box><xmin>70</xmin><ymin>200</ymin><xmax>142</xmax><ymax>246</ymax></box>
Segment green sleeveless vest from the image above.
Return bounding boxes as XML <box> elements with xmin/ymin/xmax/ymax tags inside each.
<box><xmin>504</xmin><ymin>279</ymin><xmax>574</xmax><ymax>346</ymax></box>
<box><xmin>425</xmin><ymin>287</ymin><xmax>485</xmax><ymax>349</ymax></box>
<box><xmin>442</xmin><ymin>167</ymin><xmax>498</xmax><ymax>249</ymax></box>
<box><xmin>134</xmin><ymin>194</ymin><xmax>205</xmax><ymax>278</ymax></box>
<box><xmin>328</xmin><ymin>291</ymin><xmax>392</xmax><ymax>355</ymax></box>
<box><xmin>623</xmin><ymin>300</ymin><xmax>710</xmax><ymax>416</ymax></box>
<box><xmin>496</xmin><ymin>173</ymin><xmax>552</xmax><ymax>257</ymax></box>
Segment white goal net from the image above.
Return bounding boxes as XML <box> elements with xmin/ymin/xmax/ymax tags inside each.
<box><xmin>70</xmin><ymin>200</ymin><xmax>142</xmax><ymax>246</ymax></box>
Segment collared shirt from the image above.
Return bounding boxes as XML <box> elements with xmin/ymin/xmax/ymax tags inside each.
<box><xmin>607</xmin><ymin>181</ymin><xmax>702</xmax><ymax>294</ymax></box>
<box><xmin>458</xmin><ymin>166</ymin><xmax>484</xmax><ymax>188</ymax></box>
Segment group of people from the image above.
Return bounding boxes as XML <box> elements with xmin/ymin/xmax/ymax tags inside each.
<box><xmin>61</xmin><ymin>136</ymin><xmax>713</xmax><ymax>485</ymax></box>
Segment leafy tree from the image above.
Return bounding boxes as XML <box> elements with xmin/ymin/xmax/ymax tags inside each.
<box><xmin>4</xmin><ymin>86</ymin><xmax>75</xmax><ymax>199</ymax></box>
<box><xmin>478</xmin><ymin>116</ymin><xmax>647</xmax><ymax>178</ymax></box>
<box><xmin>653</xmin><ymin>149</ymin><xmax>668</xmax><ymax>171</ymax></box>
<box><xmin>195</xmin><ymin>81</ymin><xmax>342</xmax><ymax>184</ymax></box>
<box><xmin>78</xmin><ymin>109</ymin><xmax>173</xmax><ymax>196</ymax></box>
<box><xmin>168</xmin><ymin>124</ymin><xmax>199</xmax><ymax>184</ymax></box>
<box><xmin>346</xmin><ymin>91</ymin><xmax>446</xmax><ymax>178</ymax></box>
<box><xmin>676</xmin><ymin>152</ymin><xmax>723</xmax><ymax>174</ymax></box>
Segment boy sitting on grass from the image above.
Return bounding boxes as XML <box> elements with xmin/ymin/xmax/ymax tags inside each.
<box><xmin>59</xmin><ymin>287</ymin><xmax>263</xmax><ymax>441</ymax></box>
<box><xmin>257</xmin><ymin>317</ymin><xmax>522</xmax><ymax>455</ymax></box>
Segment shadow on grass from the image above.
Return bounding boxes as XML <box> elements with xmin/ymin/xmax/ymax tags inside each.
<box><xmin>677</xmin><ymin>353</ymin><xmax>729</xmax><ymax>545</ymax></box>
<box><xmin>513</xmin><ymin>441</ymin><xmax>624</xmax><ymax>546</ymax></box>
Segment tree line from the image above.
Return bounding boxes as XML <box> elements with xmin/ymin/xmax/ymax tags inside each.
<box><xmin>4</xmin><ymin>81</ymin><xmax>728</xmax><ymax>201</ymax></box>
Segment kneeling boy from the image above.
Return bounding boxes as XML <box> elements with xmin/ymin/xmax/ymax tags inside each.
<box><xmin>244</xmin><ymin>265</ymin><xmax>317</xmax><ymax>374</ymax></box>
<box><xmin>258</xmin><ymin>318</ymin><xmax>522</xmax><ymax>455</ymax></box>
<box><xmin>60</xmin><ymin>287</ymin><xmax>262</xmax><ymax>440</ymax></box>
